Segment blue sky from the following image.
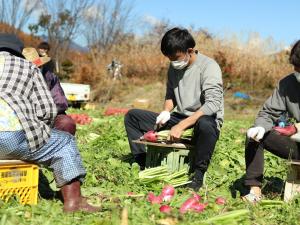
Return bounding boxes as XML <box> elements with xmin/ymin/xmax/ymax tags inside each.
<box><xmin>131</xmin><ymin>0</ymin><xmax>299</xmax><ymax>47</ymax></box>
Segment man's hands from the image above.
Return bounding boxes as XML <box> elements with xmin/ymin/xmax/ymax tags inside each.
<box><xmin>155</xmin><ymin>111</ymin><xmax>185</xmax><ymax>142</ymax></box>
<box><xmin>168</xmin><ymin>124</ymin><xmax>185</xmax><ymax>142</ymax></box>
<box><xmin>156</xmin><ymin>111</ymin><xmax>171</xmax><ymax>125</ymax></box>
<box><xmin>247</xmin><ymin>127</ymin><xmax>265</xmax><ymax>142</ymax></box>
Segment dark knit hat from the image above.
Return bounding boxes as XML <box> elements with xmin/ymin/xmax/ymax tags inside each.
<box><xmin>0</xmin><ymin>33</ymin><xmax>24</xmax><ymax>58</ymax></box>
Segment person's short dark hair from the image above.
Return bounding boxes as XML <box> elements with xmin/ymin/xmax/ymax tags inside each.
<box><xmin>161</xmin><ymin>27</ymin><xmax>196</xmax><ymax>56</ymax></box>
<box><xmin>290</xmin><ymin>40</ymin><xmax>300</xmax><ymax>68</ymax></box>
<box><xmin>37</xmin><ymin>41</ymin><xmax>50</xmax><ymax>51</ymax></box>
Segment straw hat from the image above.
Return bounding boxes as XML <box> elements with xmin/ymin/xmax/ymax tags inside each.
<box><xmin>22</xmin><ymin>47</ymin><xmax>51</xmax><ymax>67</ymax></box>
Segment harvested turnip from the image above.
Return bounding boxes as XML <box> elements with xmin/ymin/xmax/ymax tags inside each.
<box><xmin>215</xmin><ymin>197</ymin><xmax>226</xmax><ymax>205</ymax></box>
<box><xmin>147</xmin><ymin>192</ymin><xmax>162</xmax><ymax>204</ymax></box>
<box><xmin>143</xmin><ymin>130</ymin><xmax>157</xmax><ymax>142</ymax></box>
<box><xmin>192</xmin><ymin>193</ymin><xmax>201</xmax><ymax>202</ymax></box>
<box><xmin>179</xmin><ymin>197</ymin><xmax>198</xmax><ymax>214</ymax></box>
<box><xmin>193</xmin><ymin>203</ymin><xmax>206</xmax><ymax>212</ymax></box>
<box><xmin>147</xmin><ymin>192</ymin><xmax>155</xmax><ymax>201</ymax></box>
<box><xmin>161</xmin><ymin>185</ymin><xmax>175</xmax><ymax>201</ymax></box>
<box><xmin>151</xmin><ymin>196</ymin><xmax>163</xmax><ymax>204</ymax></box>
<box><xmin>159</xmin><ymin>205</ymin><xmax>172</xmax><ymax>214</ymax></box>
<box><xmin>162</xmin><ymin>195</ymin><xmax>173</xmax><ymax>202</ymax></box>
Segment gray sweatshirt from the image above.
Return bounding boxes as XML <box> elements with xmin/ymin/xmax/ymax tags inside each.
<box><xmin>165</xmin><ymin>53</ymin><xmax>224</xmax><ymax>128</ymax></box>
<box><xmin>255</xmin><ymin>73</ymin><xmax>300</xmax><ymax>131</ymax></box>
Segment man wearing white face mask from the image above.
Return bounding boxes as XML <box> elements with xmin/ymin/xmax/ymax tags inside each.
<box><xmin>125</xmin><ymin>27</ymin><xmax>224</xmax><ymax>191</ymax></box>
<box><xmin>243</xmin><ymin>40</ymin><xmax>300</xmax><ymax>203</ymax></box>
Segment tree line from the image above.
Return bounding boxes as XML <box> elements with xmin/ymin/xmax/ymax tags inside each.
<box><xmin>0</xmin><ymin>0</ymin><xmax>142</xmax><ymax>76</ymax></box>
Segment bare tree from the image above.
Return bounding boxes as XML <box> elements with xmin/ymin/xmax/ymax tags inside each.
<box><xmin>144</xmin><ymin>18</ymin><xmax>171</xmax><ymax>44</ymax></box>
<box><xmin>29</xmin><ymin>0</ymin><xmax>93</xmax><ymax>74</ymax></box>
<box><xmin>83</xmin><ymin>0</ymin><xmax>134</xmax><ymax>68</ymax></box>
<box><xmin>0</xmin><ymin>0</ymin><xmax>40</xmax><ymax>33</ymax></box>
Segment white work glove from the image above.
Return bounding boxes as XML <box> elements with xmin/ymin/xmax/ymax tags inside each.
<box><xmin>247</xmin><ymin>127</ymin><xmax>265</xmax><ymax>142</ymax></box>
<box><xmin>156</xmin><ymin>111</ymin><xmax>171</xmax><ymax>125</ymax></box>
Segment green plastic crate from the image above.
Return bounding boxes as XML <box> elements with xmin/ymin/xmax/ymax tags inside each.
<box><xmin>145</xmin><ymin>144</ymin><xmax>193</xmax><ymax>172</ymax></box>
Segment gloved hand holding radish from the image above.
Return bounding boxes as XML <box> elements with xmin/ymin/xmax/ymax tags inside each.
<box><xmin>243</xmin><ymin>40</ymin><xmax>300</xmax><ymax>203</ymax></box>
<box><xmin>156</xmin><ymin>111</ymin><xmax>184</xmax><ymax>142</ymax></box>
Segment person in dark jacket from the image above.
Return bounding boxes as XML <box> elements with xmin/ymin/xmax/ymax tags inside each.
<box><xmin>22</xmin><ymin>47</ymin><xmax>76</xmax><ymax>135</ymax></box>
<box><xmin>243</xmin><ymin>40</ymin><xmax>300</xmax><ymax>203</ymax></box>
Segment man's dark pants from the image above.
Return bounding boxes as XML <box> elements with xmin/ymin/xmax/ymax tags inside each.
<box><xmin>124</xmin><ymin>109</ymin><xmax>220</xmax><ymax>176</ymax></box>
<box><xmin>245</xmin><ymin>130</ymin><xmax>300</xmax><ymax>187</ymax></box>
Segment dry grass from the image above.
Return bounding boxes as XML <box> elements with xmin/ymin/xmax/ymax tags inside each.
<box><xmin>194</xmin><ymin>33</ymin><xmax>293</xmax><ymax>90</ymax></box>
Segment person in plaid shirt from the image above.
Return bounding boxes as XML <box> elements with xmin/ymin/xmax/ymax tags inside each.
<box><xmin>22</xmin><ymin>47</ymin><xmax>76</xmax><ymax>136</ymax></box>
<box><xmin>0</xmin><ymin>33</ymin><xmax>100</xmax><ymax>213</ymax></box>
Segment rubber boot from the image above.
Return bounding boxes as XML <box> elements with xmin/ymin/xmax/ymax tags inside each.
<box><xmin>61</xmin><ymin>180</ymin><xmax>101</xmax><ymax>213</ymax></box>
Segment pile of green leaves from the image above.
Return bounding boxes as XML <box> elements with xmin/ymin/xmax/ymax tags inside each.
<box><xmin>139</xmin><ymin>165</ymin><xmax>191</xmax><ymax>188</ymax></box>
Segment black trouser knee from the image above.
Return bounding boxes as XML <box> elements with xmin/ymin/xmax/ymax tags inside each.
<box><xmin>192</xmin><ymin>115</ymin><xmax>220</xmax><ymax>174</ymax></box>
<box><xmin>245</xmin><ymin>130</ymin><xmax>300</xmax><ymax>187</ymax></box>
<box><xmin>124</xmin><ymin>109</ymin><xmax>159</xmax><ymax>167</ymax></box>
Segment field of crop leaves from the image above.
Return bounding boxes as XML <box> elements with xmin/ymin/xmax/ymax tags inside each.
<box><xmin>1</xmin><ymin>109</ymin><xmax>300</xmax><ymax>225</ymax></box>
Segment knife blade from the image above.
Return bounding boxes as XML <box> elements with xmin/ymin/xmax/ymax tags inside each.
<box><xmin>153</xmin><ymin>123</ymin><xmax>160</xmax><ymax>132</ymax></box>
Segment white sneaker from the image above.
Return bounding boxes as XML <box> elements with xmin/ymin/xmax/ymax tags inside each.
<box><xmin>242</xmin><ymin>190</ymin><xmax>262</xmax><ymax>203</ymax></box>
<box><xmin>291</xmin><ymin>132</ymin><xmax>300</xmax><ymax>142</ymax></box>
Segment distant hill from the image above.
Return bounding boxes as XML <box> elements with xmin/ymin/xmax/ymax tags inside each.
<box><xmin>70</xmin><ymin>41</ymin><xmax>89</xmax><ymax>52</ymax></box>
